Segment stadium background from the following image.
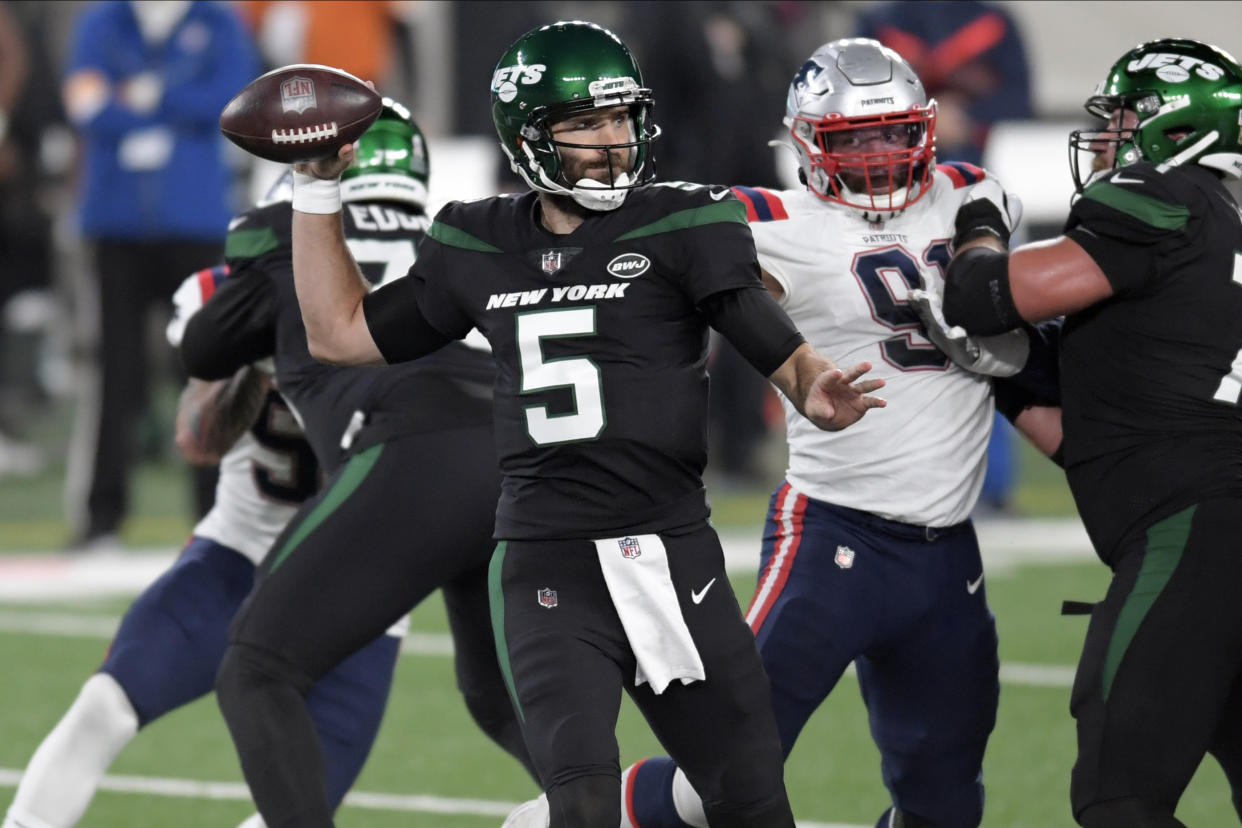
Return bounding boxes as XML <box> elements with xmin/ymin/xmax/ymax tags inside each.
<box><xmin>0</xmin><ymin>2</ymin><xmax>1239</xmax><ymax>826</ymax></box>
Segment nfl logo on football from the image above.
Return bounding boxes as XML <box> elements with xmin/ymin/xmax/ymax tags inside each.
<box><xmin>618</xmin><ymin>536</ymin><xmax>641</xmax><ymax>559</ymax></box>
<box><xmin>537</xmin><ymin>587</ymin><xmax>558</xmax><ymax>609</ymax></box>
<box><xmin>834</xmin><ymin>545</ymin><xmax>855</xmax><ymax>569</ymax></box>
<box><xmin>541</xmin><ymin>250</ymin><xmax>563</xmax><ymax>274</ymax></box>
<box><xmin>280</xmin><ymin>77</ymin><xmax>317</xmax><ymax>114</ymax></box>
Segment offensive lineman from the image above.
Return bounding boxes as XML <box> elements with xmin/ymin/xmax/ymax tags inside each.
<box><xmin>189</xmin><ymin>100</ymin><xmax>538</xmax><ymax>827</ymax></box>
<box><xmin>247</xmin><ymin>19</ymin><xmax>887</xmax><ymax>828</ymax></box>
<box><xmin>507</xmin><ymin>37</ymin><xmax>1053</xmax><ymax>828</ymax></box>
<box><xmin>942</xmin><ymin>38</ymin><xmax>1242</xmax><ymax>828</ymax></box>
<box><xmin>1</xmin><ymin>260</ymin><xmax>401</xmax><ymax>828</ymax></box>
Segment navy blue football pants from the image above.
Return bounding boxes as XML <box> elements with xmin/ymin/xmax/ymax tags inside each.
<box><xmin>101</xmin><ymin>536</ymin><xmax>399</xmax><ymax>808</ymax></box>
<box><xmin>627</xmin><ymin>482</ymin><xmax>999</xmax><ymax>828</ymax></box>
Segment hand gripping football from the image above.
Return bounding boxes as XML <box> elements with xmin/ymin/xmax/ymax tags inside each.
<box><xmin>220</xmin><ymin>64</ymin><xmax>382</xmax><ymax>163</ymax></box>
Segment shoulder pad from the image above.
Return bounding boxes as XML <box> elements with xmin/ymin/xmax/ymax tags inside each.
<box><xmin>166</xmin><ymin>265</ymin><xmax>230</xmax><ymax>347</ymax></box>
<box><xmin>937</xmin><ymin>161</ymin><xmax>987</xmax><ymax>189</ymax></box>
<box><xmin>730</xmin><ymin>186</ymin><xmax>790</xmax><ymax>222</ymax></box>
<box><xmin>225</xmin><ymin>202</ymin><xmax>291</xmax><ymax>265</ymax></box>
<box><xmin>1077</xmin><ymin>162</ymin><xmax>1189</xmax><ymax>234</ymax></box>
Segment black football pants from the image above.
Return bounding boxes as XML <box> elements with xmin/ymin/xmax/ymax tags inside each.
<box><xmin>216</xmin><ymin>427</ymin><xmax>535</xmax><ymax>828</ymax></box>
<box><xmin>1071</xmin><ymin>498</ymin><xmax>1242</xmax><ymax>826</ymax></box>
<box><xmin>492</xmin><ymin>522</ymin><xmax>794</xmax><ymax>828</ymax></box>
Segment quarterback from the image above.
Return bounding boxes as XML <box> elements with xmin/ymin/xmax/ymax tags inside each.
<box><xmin>283</xmin><ymin>20</ymin><xmax>886</xmax><ymax>828</ymax></box>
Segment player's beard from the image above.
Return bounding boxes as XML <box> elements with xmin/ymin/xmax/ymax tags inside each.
<box><xmin>562</xmin><ymin>147</ymin><xmax>633</xmax><ymax>188</ymax></box>
<box><xmin>838</xmin><ymin>162</ymin><xmax>910</xmax><ymax>196</ymax></box>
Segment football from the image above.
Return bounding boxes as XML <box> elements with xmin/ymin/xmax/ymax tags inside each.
<box><xmin>219</xmin><ymin>64</ymin><xmax>382</xmax><ymax>164</ymax></box>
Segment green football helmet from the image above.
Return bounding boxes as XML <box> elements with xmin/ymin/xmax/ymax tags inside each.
<box><xmin>491</xmin><ymin>20</ymin><xmax>660</xmax><ymax>211</ymax></box>
<box><xmin>341</xmin><ymin>97</ymin><xmax>430</xmax><ymax>209</ymax></box>
<box><xmin>1070</xmin><ymin>38</ymin><xmax>1242</xmax><ymax>190</ymax></box>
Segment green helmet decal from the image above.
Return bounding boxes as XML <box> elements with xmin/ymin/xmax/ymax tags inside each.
<box><xmin>341</xmin><ymin>97</ymin><xmax>430</xmax><ymax>209</ymax></box>
<box><xmin>1070</xmin><ymin>38</ymin><xmax>1242</xmax><ymax>190</ymax></box>
<box><xmin>490</xmin><ymin>20</ymin><xmax>660</xmax><ymax>210</ymax></box>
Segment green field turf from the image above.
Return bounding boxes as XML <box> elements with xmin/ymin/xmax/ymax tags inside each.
<box><xmin>0</xmin><ymin>562</ymin><xmax>1232</xmax><ymax>827</ymax></box>
<box><xmin>0</xmin><ymin>411</ymin><xmax>1231</xmax><ymax>825</ymax></box>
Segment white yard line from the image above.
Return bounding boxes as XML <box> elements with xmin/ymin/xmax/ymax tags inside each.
<box><xmin>0</xmin><ymin>608</ymin><xmax>1079</xmax><ymax>688</ymax></box>
<box><xmin>0</xmin><ymin>518</ymin><xmax>1095</xmax><ymax>603</ymax></box>
<box><xmin>0</xmin><ymin>768</ymin><xmax>862</xmax><ymax>827</ymax></box>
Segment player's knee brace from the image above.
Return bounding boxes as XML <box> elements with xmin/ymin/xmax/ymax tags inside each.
<box><xmin>1078</xmin><ymin>797</ymin><xmax>1186</xmax><ymax>828</ymax></box>
<box><xmin>547</xmin><ymin>774</ymin><xmax>620</xmax><ymax>828</ymax></box>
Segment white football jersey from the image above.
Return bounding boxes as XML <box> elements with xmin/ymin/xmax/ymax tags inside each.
<box><xmin>167</xmin><ymin>267</ymin><xmax>312</xmax><ymax>564</ymax></box>
<box><xmin>734</xmin><ymin>163</ymin><xmax>1004</xmax><ymax>526</ymax></box>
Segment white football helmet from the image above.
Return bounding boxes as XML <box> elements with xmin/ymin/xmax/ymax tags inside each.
<box><xmin>785</xmin><ymin>38</ymin><xmax>936</xmax><ymax>220</ymax></box>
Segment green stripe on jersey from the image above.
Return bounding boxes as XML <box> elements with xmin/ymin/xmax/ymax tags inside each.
<box><xmin>427</xmin><ymin>221</ymin><xmax>503</xmax><ymax>252</ymax></box>
<box><xmin>487</xmin><ymin>541</ymin><xmax>524</xmax><ymax>723</ymax></box>
<box><xmin>1083</xmin><ymin>181</ymin><xmax>1190</xmax><ymax>230</ymax></box>
<box><xmin>612</xmin><ymin>199</ymin><xmax>747</xmax><ymax>242</ymax></box>
<box><xmin>268</xmin><ymin>443</ymin><xmax>385</xmax><ymax>574</ymax></box>
<box><xmin>1102</xmin><ymin>504</ymin><xmax>1196</xmax><ymax>700</ymax></box>
<box><xmin>224</xmin><ymin>226</ymin><xmax>280</xmax><ymax>259</ymax></box>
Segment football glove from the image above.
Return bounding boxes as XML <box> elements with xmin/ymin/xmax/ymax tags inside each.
<box><xmin>908</xmin><ymin>278</ymin><xmax>1029</xmax><ymax>377</ymax></box>
<box><xmin>952</xmin><ymin>177</ymin><xmax>1023</xmax><ymax>250</ymax></box>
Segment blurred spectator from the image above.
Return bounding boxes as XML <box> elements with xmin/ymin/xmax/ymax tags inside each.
<box><xmin>60</xmin><ymin>0</ymin><xmax>259</xmax><ymax>550</ymax></box>
<box><xmin>0</xmin><ymin>0</ymin><xmax>45</xmax><ymax>479</ymax></box>
<box><xmin>625</xmin><ymin>1</ymin><xmax>791</xmax><ymax>487</ymax></box>
<box><xmin>858</xmin><ymin>0</ymin><xmax>1034</xmax><ymax>514</ymax></box>
<box><xmin>856</xmin><ymin>0</ymin><xmax>1033</xmax><ymax>167</ymax></box>
<box><xmin>240</xmin><ymin>1</ymin><xmax>399</xmax><ymax>82</ymax></box>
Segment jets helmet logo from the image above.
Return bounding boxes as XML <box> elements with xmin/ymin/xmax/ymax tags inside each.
<box><xmin>492</xmin><ymin>64</ymin><xmax>547</xmax><ymax>103</ymax></box>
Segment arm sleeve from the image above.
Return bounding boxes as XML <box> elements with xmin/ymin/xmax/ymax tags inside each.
<box><xmin>362</xmin><ymin>275</ymin><xmax>454</xmax><ymax>364</ymax></box>
<box><xmin>1063</xmin><ymin>169</ymin><xmax>1189</xmax><ymax>294</ymax></box>
<box><xmin>699</xmin><ymin>286</ymin><xmax>806</xmax><ymax>378</ymax></box>
<box><xmin>180</xmin><ymin>270</ymin><xmax>277</xmax><ymax>380</ymax></box>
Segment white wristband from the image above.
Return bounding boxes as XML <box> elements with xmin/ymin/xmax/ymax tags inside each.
<box><xmin>291</xmin><ymin>171</ymin><xmax>342</xmax><ymax>214</ymax></box>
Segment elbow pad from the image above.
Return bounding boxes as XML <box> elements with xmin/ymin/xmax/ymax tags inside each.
<box><xmin>943</xmin><ymin>247</ymin><xmax>1021</xmax><ymax>336</ymax></box>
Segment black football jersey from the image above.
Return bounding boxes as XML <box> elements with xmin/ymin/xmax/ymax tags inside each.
<box><xmin>187</xmin><ymin>199</ymin><xmax>494</xmax><ymax>474</ymax></box>
<box><xmin>367</xmin><ymin>184</ymin><xmax>765</xmax><ymax>539</ymax></box>
<box><xmin>1061</xmin><ymin>162</ymin><xmax>1242</xmax><ymax>560</ymax></box>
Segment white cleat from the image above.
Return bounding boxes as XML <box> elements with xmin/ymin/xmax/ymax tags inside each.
<box><xmin>501</xmin><ymin>793</ymin><xmax>549</xmax><ymax>828</ymax></box>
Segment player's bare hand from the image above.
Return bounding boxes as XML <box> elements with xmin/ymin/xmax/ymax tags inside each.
<box><xmin>803</xmin><ymin>361</ymin><xmax>887</xmax><ymax>431</ymax></box>
<box><xmin>295</xmin><ymin>143</ymin><xmax>355</xmax><ymax>180</ymax></box>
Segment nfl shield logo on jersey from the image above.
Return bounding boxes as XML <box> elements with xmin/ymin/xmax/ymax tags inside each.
<box><xmin>618</xmin><ymin>536</ymin><xmax>642</xmax><ymax>559</ymax></box>
<box><xmin>834</xmin><ymin>545</ymin><xmax>855</xmax><ymax>569</ymax></box>
<box><xmin>279</xmin><ymin>76</ymin><xmax>317</xmax><ymax>114</ymax></box>
<box><xmin>541</xmin><ymin>250</ymin><xmax>563</xmax><ymax>274</ymax></box>
<box><xmin>537</xmin><ymin>587</ymin><xmax>558</xmax><ymax>609</ymax></box>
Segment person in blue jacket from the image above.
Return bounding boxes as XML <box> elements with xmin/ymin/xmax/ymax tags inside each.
<box><xmin>60</xmin><ymin>0</ymin><xmax>260</xmax><ymax>549</ymax></box>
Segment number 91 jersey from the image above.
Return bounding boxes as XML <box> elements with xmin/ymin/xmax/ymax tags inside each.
<box><xmin>734</xmin><ymin>163</ymin><xmax>1002</xmax><ymax>527</ymax></box>
<box><xmin>167</xmin><ymin>266</ymin><xmax>319</xmax><ymax>564</ymax></box>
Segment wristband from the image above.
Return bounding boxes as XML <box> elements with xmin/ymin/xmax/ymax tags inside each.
<box><xmin>292</xmin><ymin>171</ymin><xmax>342</xmax><ymax>214</ymax></box>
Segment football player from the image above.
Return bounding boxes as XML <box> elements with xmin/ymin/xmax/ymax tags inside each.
<box><xmin>1</xmin><ymin>260</ymin><xmax>402</xmax><ymax>828</ymax></box>
<box><xmin>502</xmin><ymin>37</ymin><xmax>1061</xmax><ymax>828</ymax></box>
<box><xmin>235</xmin><ymin>19</ymin><xmax>889</xmax><ymax>828</ymax></box>
<box><xmin>187</xmin><ymin>99</ymin><xmax>539</xmax><ymax>826</ymax></box>
<box><xmin>942</xmin><ymin>38</ymin><xmax>1242</xmax><ymax>828</ymax></box>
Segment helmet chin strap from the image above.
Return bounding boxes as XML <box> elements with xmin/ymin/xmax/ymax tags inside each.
<box><xmin>1156</xmin><ymin>130</ymin><xmax>1220</xmax><ymax>172</ymax></box>
<box><xmin>571</xmin><ymin>173</ymin><xmax>632</xmax><ymax>211</ymax></box>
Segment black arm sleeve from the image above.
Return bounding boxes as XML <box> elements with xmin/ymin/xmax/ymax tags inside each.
<box><xmin>699</xmin><ymin>286</ymin><xmax>805</xmax><ymax>378</ymax></box>
<box><xmin>180</xmin><ymin>273</ymin><xmax>277</xmax><ymax>380</ymax></box>
<box><xmin>942</xmin><ymin>246</ymin><xmax>1021</xmax><ymax>335</ymax></box>
<box><xmin>362</xmin><ymin>275</ymin><xmax>454</xmax><ymax>364</ymax></box>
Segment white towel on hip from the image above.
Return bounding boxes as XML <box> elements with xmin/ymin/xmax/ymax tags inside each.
<box><xmin>594</xmin><ymin>533</ymin><xmax>707</xmax><ymax>694</ymax></box>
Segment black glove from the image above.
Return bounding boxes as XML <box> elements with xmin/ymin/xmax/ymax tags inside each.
<box><xmin>952</xmin><ymin>196</ymin><xmax>1012</xmax><ymax>249</ymax></box>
